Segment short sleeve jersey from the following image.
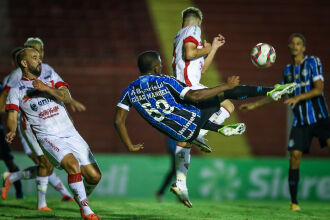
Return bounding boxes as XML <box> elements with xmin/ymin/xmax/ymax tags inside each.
<box><xmin>6</xmin><ymin>70</ymin><xmax>74</xmax><ymax>137</ymax></box>
<box><xmin>281</xmin><ymin>56</ymin><xmax>329</xmax><ymax>126</ymax></box>
<box><xmin>117</xmin><ymin>75</ymin><xmax>203</xmax><ymax>141</ymax></box>
<box><xmin>172</xmin><ymin>25</ymin><xmax>204</xmax><ymax>86</ymax></box>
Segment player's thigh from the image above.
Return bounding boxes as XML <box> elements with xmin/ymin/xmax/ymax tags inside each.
<box><xmin>37</xmin><ymin>135</ymin><xmax>73</xmax><ymax>169</ymax></box>
<box><xmin>66</xmin><ymin>132</ymin><xmax>97</xmax><ymax>167</ymax></box>
<box><xmin>288</xmin><ymin>125</ymin><xmax>313</xmax><ymax>153</ymax></box>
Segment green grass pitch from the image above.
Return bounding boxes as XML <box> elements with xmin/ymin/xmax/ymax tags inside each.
<box><xmin>0</xmin><ymin>197</ymin><xmax>329</xmax><ymax>219</ymax></box>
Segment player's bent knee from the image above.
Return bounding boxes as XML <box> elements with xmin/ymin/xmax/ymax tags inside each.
<box><xmin>221</xmin><ymin>100</ymin><xmax>235</xmax><ymax>114</ymax></box>
<box><xmin>61</xmin><ymin>153</ymin><xmax>80</xmax><ymax>174</ymax></box>
<box><xmin>83</xmin><ymin>165</ymin><xmax>102</xmax><ymax>185</ymax></box>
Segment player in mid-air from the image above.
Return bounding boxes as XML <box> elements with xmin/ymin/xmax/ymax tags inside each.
<box><xmin>115</xmin><ymin>51</ymin><xmax>297</xmax><ymax>207</ymax></box>
<box><xmin>170</xmin><ymin>7</ymin><xmax>297</xmax><ymax>207</ymax></box>
<box><xmin>240</xmin><ymin>33</ymin><xmax>330</xmax><ymax>211</ymax></box>
<box><xmin>5</xmin><ymin>47</ymin><xmax>101</xmax><ymax>220</ymax></box>
<box><xmin>1</xmin><ymin>38</ymin><xmax>83</xmax><ymax>209</ymax></box>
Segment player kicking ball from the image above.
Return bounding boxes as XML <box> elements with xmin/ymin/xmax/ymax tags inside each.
<box><xmin>114</xmin><ymin>51</ymin><xmax>296</xmax><ymax>207</ymax></box>
<box><xmin>5</xmin><ymin>48</ymin><xmax>101</xmax><ymax>220</ymax></box>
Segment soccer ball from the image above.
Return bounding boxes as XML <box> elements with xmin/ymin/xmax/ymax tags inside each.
<box><xmin>250</xmin><ymin>43</ymin><xmax>276</xmax><ymax>68</ymax></box>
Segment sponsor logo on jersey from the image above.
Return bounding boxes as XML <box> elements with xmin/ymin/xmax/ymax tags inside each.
<box><xmin>178</xmin><ymin>112</ymin><xmax>196</xmax><ymax>136</ymax></box>
<box><xmin>30</xmin><ymin>103</ymin><xmax>38</xmax><ymax>111</ymax></box>
<box><xmin>38</xmin><ymin>98</ymin><xmax>53</xmax><ymax>106</ymax></box>
<box><xmin>39</xmin><ymin>106</ymin><xmax>59</xmax><ymax>119</ymax></box>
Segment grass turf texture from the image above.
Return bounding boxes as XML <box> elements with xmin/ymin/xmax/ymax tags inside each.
<box><xmin>1</xmin><ymin>197</ymin><xmax>330</xmax><ymax>219</ymax></box>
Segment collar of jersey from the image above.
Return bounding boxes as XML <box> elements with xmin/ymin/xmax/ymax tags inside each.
<box><xmin>21</xmin><ymin>76</ymin><xmax>39</xmax><ymax>81</ymax></box>
<box><xmin>293</xmin><ymin>56</ymin><xmax>307</xmax><ymax>67</ymax></box>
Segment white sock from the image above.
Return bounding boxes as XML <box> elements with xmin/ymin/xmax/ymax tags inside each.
<box><xmin>209</xmin><ymin>107</ymin><xmax>230</xmax><ymax>125</ymax></box>
<box><xmin>9</xmin><ymin>171</ymin><xmax>24</xmax><ymax>183</ymax></box>
<box><xmin>68</xmin><ymin>173</ymin><xmax>93</xmax><ymax>216</ymax></box>
<box><xmin>175</xmin><ymin>145</ymin><xmax>191</xmax><ymax>190</ymax></box>
<box><xmin>36</xmin><ymin>176</ymin><xmax>48</xmax><ymax>209</ymax></box>
<box><xmin>83</xmin><ymin>179</ymin><xmax>97</xmax><ymax>196</ymax></box>
<box><xmin>9</xmin><ymin>166</ymin><xmax>38</xmax><ymax>183</ymax></box>
<box><xmin>48</xmin><ymin>172</ymin><xmax>72</xmax><ymax>197</ymax></box>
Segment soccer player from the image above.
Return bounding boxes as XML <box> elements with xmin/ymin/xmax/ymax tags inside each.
<box><xmin>239</xmin><ymin>33</ymin><xmax>330</xmax><ymax>211</ymax></box>
<box><xmin>171</xmin><ymin>7</ymin><xmax>231</xmax><ymax>206</ymax></box>
<box><xmin>115</xmin><ymin>50</ymin><xmax>296</xmax><ymax>207</ymax></box>
<box><xmin>0</xmin><ymin>50</ymin><xmax>24</xmax><ymax>198</ymax></box>
<box><xmin>5</xmin><ymin>47</ymin><xmax>101</xmax><ymax>220</ymax></box>
<box><xmin>171</xmin><ymin>7</ymin><xmax>297</xmax><ymax>207</ymax></box>
<box><xmin>1</xmin><ymin>40</ymin><xmax>77</xmax><ymax>209</ymax></box>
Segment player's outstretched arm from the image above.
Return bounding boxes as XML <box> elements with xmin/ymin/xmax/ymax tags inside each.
<box><xmin>184</xmin><ymin>76</ymin><xmax>239</xmax><ymax>102</ymax></box>
<box><xmin>114</xmin><ymin>107</ymin><xmax>144</xmax><ymax>152</ymax></box>
<box><xmin>5</xmin><ymin>110</ymin><xmax>18</xmax><ymax>144</ymax></box>
<box><xmin>239</xmin><ymin>97</ymin><xmax>274</xmax><ymax>112</ymax></box>
<box><xmin>202</xmin><ymin>34</ymin><xmax>226</xmax><ymax>74</ymax></box>
<box><xmin>32</xmin><ymin>79</ymin><xmax>72</xmax><ymax>104</ymax></box>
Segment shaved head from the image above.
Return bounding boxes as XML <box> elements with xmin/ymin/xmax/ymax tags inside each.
<box><xmin>137</xmin><ymin>51</ymin><xmax>162</xmax><ymax>74</ymax></box>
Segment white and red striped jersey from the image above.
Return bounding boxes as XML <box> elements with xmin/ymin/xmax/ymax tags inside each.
<box><xmin>172</xmin><ymin>25</ymin><xmax>204</xmax><ymax>87</ymax></box>
<box><xmin>3</xmin><ymin>64</ymin><xmax>57</xmax><ymax>92</ymax></box>
<box><xmin>6</xmin><ymin>71</ymin><xmax>75</xmax><ymax>137</ymax></box>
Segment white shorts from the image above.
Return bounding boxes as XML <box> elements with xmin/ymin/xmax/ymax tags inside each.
<box><xmin>37</xmin><ymin>131</ymin><xmax>97</xmax><ymax>169</ymax></box>
<box><xmin>17</xmin><ymin>113</ymin><xmax>44</xmax><ymax>156</ymax></box>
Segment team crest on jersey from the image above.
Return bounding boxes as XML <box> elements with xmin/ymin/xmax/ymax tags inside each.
<box><xmin>286</xmin><ymin>73</ymin><xmax>292</xmax><ymax>82</ymax></box>
<box><xmin>30</xmin><ymin>103</ymin><xmax>38</xmax><ymax>111</ymax></box>
<box><xmin>295</xmin><ymin>74</ymin><xmax>299</xmax><ymax>79</ymax></box>
<box><xmin>302</xmin><ymin>69</ymin><xmax>308</xmax><ymax>77</ymax></box>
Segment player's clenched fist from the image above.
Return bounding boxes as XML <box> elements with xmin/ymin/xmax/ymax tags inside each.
<box><xmin>32</xmin><ymin>79</ymin><xmax>49</xmax><ymax>92</ymax></box>
<box><xmin>5</xmin><ymin>131</ymin><xmax>16</xmax><ymax>144</ymax></box>
<box><xmin>226</xmin><ymin>76</ymin><xmax>240</xmax><ymax>89</ymax></box>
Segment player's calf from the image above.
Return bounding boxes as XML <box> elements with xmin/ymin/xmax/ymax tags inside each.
<box><xmin>81</xmin><ymin>163</ymin><xmax>102</xmax><ymax>196</ymax></box>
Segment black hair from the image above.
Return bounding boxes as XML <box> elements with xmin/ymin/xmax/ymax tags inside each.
<box><xmin>137</xmin><ymin>51</ymin><xmax>160</xmax><ymax>73</ymax></box>
<box><xmin>289</xmin><ymin>33</ymin><xmax>306</xmax><ymax>46</ymax></box>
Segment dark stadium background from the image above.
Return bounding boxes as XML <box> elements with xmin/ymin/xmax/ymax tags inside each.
<box><xmin>0</xmin><ymin>0</ymin><xmax>329</xmax><ymax>157</ymax></box>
